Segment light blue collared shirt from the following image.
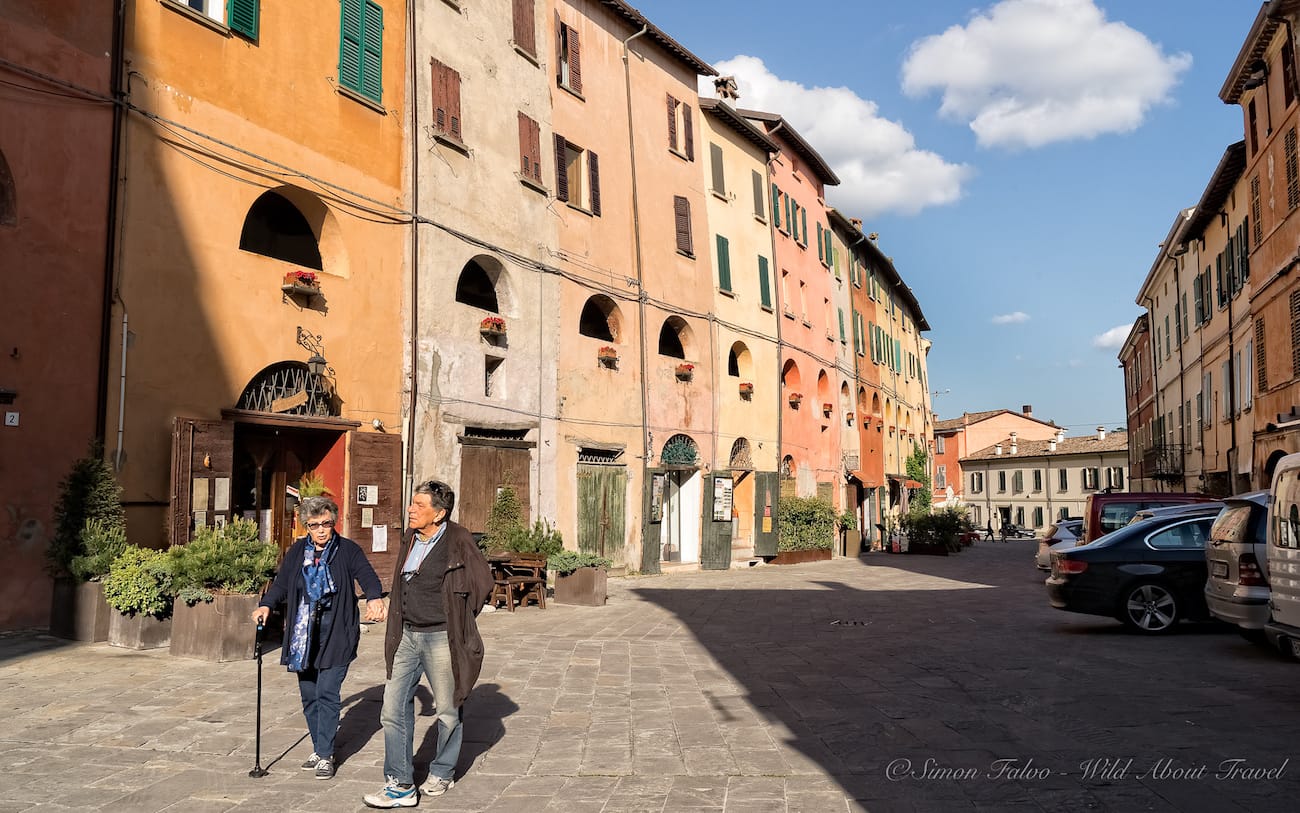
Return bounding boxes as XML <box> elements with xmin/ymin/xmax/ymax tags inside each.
<box><xmin>401</xmin><ymin>523</ymin><xmax>447</xmax><ymax>581</ymax></box>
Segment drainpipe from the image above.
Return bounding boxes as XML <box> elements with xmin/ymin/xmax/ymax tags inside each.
<box><xmin>621</xmin><ymin>25</ymin><xmax>652</xmax><ymax>560</ymax></box>
<box><xmin>1171</xmin><ymin>250</ymin><xmax>1187</xmax><ymax>492</ymax></box>
<box><xmin>404</xmin><ymin>0</ymin><xmax>421</xmax><ymax>503</ymax></box>
<box><xmin>99</xmin><ymin>0</ymin><xmax>127</xmax><ymax>450</ymax></box>
<box><xmin>764</xmin><ymin>146</ymin><xmax>783</xmax><ymax>526</ymax></box>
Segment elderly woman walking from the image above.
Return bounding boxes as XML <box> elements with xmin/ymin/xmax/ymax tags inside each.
<box><xmin>252</xmin><ymin>495</ymin><xmax>386</xmax><ymax>780</ymax></box>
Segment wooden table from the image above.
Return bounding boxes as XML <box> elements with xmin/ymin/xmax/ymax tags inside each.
<box><xmin>488</xmin><ymin>553</ymin><xmax>547</xmax><ymax>611</ymax></box>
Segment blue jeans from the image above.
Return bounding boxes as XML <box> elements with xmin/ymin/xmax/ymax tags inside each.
<box><xmin>296</xmin><ymin>664</ymin><xmax>348</xmax><ymax>758</ymax></box>
<box><xmin>381</xmin><ymin>628</ymin><xmax>461</xmax><ymax>785</ymax></box>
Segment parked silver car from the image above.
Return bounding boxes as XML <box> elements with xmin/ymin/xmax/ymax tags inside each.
<box><xmin>1035</xmin><ymin>519</ymin><xmax>1083</xmax><ymax>571</ymax></box>
<box><xmin>1204</xmin><ymin>491</ymin><xmax>1270</xmax><ymax>640</ymax></box>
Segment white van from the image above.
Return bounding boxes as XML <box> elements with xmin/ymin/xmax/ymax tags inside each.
<box><xmin>1264</xmin><ymin>453</ymin><xmax>1300</xmax><ymax>656</ymax></box>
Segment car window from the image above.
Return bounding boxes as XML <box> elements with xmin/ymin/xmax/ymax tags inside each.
<box><xmin>1275</xmin><ymin>471</ymin><xmax>1300</xmax><ymax>549</ymax></box>
<box><xmin>1147</xmin><ymin>518</ymin><xmax>1214</xmax><ymax>550</ymax></box>
<box><xmin>1210</xmin><ymin>505</ymin><xmax>1253</xmax><ymax>546</ymax></box>
<box><xmin>1100</xmin><ymin>502</ymin><xmax>1142</xmax><ymax>533</ymax></box>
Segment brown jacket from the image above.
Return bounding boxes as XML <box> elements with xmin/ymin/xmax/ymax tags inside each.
<box><xmin>384</xmin><ymin>521</ymin><xmax>493</xmax><ymax>707</ymax></box>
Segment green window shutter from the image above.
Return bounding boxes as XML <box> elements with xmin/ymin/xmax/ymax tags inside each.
<box><xmin>850</xmin><ymin>310</ymin><xmax>859</xmax><ymax>353</ymax></box>
<box><xmin>361</xmin><ymin>1</ymin><xmax>384</xmax><ymax>102</ymax></box>
<box><xmin>801</xmin><ymin>207</ymin><xmax>807</xmax><ymax>244</ymax></box>
<box><xmin>340</xmin><ymin>0</ymin><xmax>364</xmax><ymax>94</ymax></box>
<box><xmin>783</xmin><ymin>195</ymin><xmax>791</xmax><ymax>232</ymax></box>
<box><xmin>771</xmin><ymin>184</ymin><xmax>780</xmax><ymax>226</ymax></box>
<box><xmin>895</xmin><ymin>339</ymin><xmax>901</xmax><ymax>371</ymax></box>
<box><xmin>868</xmin><ymin>320</ymin><xmax>875</xmax><ymax>361</ymax></box>
<box><xmin>838</xmin><ymin>308</ymin><xmax>846</xmax><ymax>343</ymax></box>
<box><xmin>824</xmin><ymin>230</ymin><xmax>832</xmax><ymax>265</ymax></box>
<box><xmin>817</xmin><ymin>223</ymin><xmax>824</xmax><ymax>261</ymax></box>
<box><xmin>716</xmin><ymin>235</ymin><xmax>732</xmax><ymax>291</ymax></box>
<box><xmin>758</xmin><ymin>255</ymin><xmax>771</xmax><ymax>308</ymax></box>
<box><xmin>229</xmin><ymin>0</ymin><xmax>259</xmax><ymax>40</ymax></box>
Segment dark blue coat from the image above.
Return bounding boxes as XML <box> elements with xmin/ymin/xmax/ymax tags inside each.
<box><xmin>259</xmin><ymin>534</ymin><xmax>383</xmax><ymax>670</ymax></box>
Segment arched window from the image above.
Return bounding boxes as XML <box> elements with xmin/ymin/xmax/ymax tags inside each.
<box><xmin>579</xmin><ymin>295</ymin><xmax>620</xmax><ymax>341</ymax></box>
<box><xmin>0</xmin><ymin>149</ymin><xmax>15</xmax><ymax>227</ymax></box>
<box><xmin>729</xmin><ymin>438</ymin><xmax>753</xmax><ymax>470</ymax></box>
<box><xmin>658</xmin><ymin>316</ymin><xmax>690</xmax><ymax>359</ymax></box>
<box><xmin>454</xmin><ymin>259</ymin><xmax>498</xmax><ymax>312</ymax></box>
<box><xmin>727</xmin><ymin>341</ymin><xmax>751</xmax><ymax>378</ymax></box>
<box><xmin>781</xmin><ymin>455</ymin><xmax>795</xmax><ymax>479</ymax></box>
<box><xmin>781</xmin><ymin>359</ymin><xmax>802</xmax><ymax>392</ymax></box>
<box><xmin>239</xmin><ymin>191</ymin><xmax>322</xmax><ymax>269</ymax></box>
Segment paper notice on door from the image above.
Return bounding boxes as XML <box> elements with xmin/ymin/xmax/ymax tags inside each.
<box><xmin>361</xmin><ymin>507</ymin><xmax>374</xmax><ymax>528</ymax></box>
<box><xmin>762</xmin><ymin>517</ymin><xmax>772</xmax><ymax>533</ymax></box>
<box><xmin>372</xmin><ymin>525</ymin><xmax>388</xmax><ymax>552</ymax></box>
<box><xmin>191</xmin><ymin>477</ymin><xmax>210</xmax><ymax>510</ymax></box>
<box><xmin>193</xmin><ymin>511</ymin><xmax>207</xmax><ymax>529</ymax></box>
<box><xmin>213</xmin><ymin>478</ymin><xmax>231</xmax><ymax>512</ymax></box>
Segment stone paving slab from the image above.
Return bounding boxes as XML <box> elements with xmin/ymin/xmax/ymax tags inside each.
<box><xmin>4</xmin><ymin>542</ymin><xmax>1300</xmax><ymax>810</ymax></box>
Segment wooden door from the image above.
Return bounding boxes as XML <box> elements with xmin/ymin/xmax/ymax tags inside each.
<box><xmin>640</xmin><ymin>468</ymin><xmax>663</xmax><ymax>574</ymax></box>
<box><xmin>700</xmin><ymin>474</ymin><xmax>732</xmax><ymax>570</ymax></box>
<box><xmin>347</xmin><ymin>431</ymin><xmax>403</xmax><ymax>588</ymax></box>
<box><xmin>169</xmin><ymin>417</ymin><xmax>235</xmax><ymax>546</ymax></box>
<box><xmin>458</xmin><ymin>444</ymin><xmax>532</xmax><ymax>534</ymax></box>
<box><xmin>577</xmin><ymin>464</ymin><xmax>627</xmax><ymax>565</ymax></box>
<box><xmin>753</xmin><ymin>471</ymin><xmax>778</xmax><ymax>556</ymax></box>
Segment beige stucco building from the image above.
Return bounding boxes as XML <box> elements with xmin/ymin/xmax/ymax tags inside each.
<box><xmin>932</xmin><ymin>407</ymin><xmax>1061</xmax><ymax>517</ymax></box>
<box><xmin>963</xmin><ymin>427</ymin><xmax>1130</xmax><ymax>531</ymax></box>
<box><xmin>698</xmin><ymin>97</ymin><xmax>781</xmax><ymax>562</ymax></box>
<box><xmin>108</xmin><ymin>0</ymin><xmax>409</xmax><ymax>576</ymax></box>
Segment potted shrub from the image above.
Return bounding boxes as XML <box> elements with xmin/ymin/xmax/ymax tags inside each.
<box><xmin>479</xmin><ymin>481</ymin><xmax>525</xmax><ymax>555</ymax></box>
<box><xmin>771</xmin><ymin>496</ymin><xmax>834</xmax><ymax>564</ymax></box>
<box><xmin>675</xmin><ymin>362</ymin><xmax>694</xmax><ymax>381</ymax></box>
<box><xmin>103</xmin><ymin>545</ymin><xmax>174</xmax><ymax>650</ymax></box>
<box><xmin>168</xmin><ymin>518</ymin><xmax>278</xmax><ymax>662</ymax></box>
<box><xmin>548</xmin><ymin>551</ymin><xmax>612</xmax><ymax>606</ymax></box>
<box><xmin>48</xmin><ymin>446</ymin><xmax>125</xmax><ymax>642</ymax></box>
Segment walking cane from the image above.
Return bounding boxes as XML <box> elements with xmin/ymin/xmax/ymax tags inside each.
<box><xmin>249</xmin><ymin>622</ymin><xmax>269</xmax><ymax>778</ymax></box>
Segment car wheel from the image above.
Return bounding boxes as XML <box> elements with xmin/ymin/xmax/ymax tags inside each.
<box><xmin>1120</xmin><ymin>582</ymin><xmax>1180</xmax><ymax>634</ymax></box>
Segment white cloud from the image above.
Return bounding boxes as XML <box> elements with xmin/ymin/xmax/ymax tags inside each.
<box><xmin>1092</xmin><ymin>323</ymin><xmax>1133</xmax><ymax>349</ymax></box>
<box><xmin>992</xmin><ymin>311</ymin><xmax>1030</xmax><ymax>324</ymax></box>
<box><xmin>702</xmin><ymin>56</ymin><xmax>970</xmax><ymax>218</ymax></box>
<box><xmin>901</xmin><ymin>0</ymin><xmax>1191</xmax><ymax>149</ymax></box>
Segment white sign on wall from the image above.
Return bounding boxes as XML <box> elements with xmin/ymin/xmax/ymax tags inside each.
<box><xmin>357</xmin><ymin>485</ymin><xmax>379</xmax><ymax>506</ymax></box>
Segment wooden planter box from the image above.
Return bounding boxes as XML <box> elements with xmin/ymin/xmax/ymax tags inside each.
<box><xmin>170</xmin><ymin>593</ymin><xmax>261</xmax><ymax>662</ymax></box>
<box><xmin>49</xmin><ymin>578</ymin><xmax>111</xmax><ymax>642</ymax></box>
<box><xmin>109</xmin><ymin>611</ymin><xmax>172</xmax><ymax>650</ymax></box>
<box><xmin>906</xmin><ymin>542</ymin><xmax>949</xmax><ymax>556</ymax></box>
<box><xmin>768</xmin><ymin>549</ymin><xmax>832</xmax><ymax>565</ymax></box>
<box><xmin>553</xmin><ymin>567</ymin><xmax>608</xmax><ymax>606</ymax></box>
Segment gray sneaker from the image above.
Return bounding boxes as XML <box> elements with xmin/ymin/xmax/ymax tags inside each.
<box><xmin>314</xmin><ymin>756</ymin><xmax>335</xmax><ymax>780</ymax></box>
<box><xmin>301</xmin><ymin>752</ymin><xmax>321</xmax><ymax>770</ymax></box>
<box><xmin>422</xmin><ymin>776</ymin><xmax>455</xmax><ymax>796</ymax></box>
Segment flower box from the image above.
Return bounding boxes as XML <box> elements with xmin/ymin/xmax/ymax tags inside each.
<box><xmin>739</xmin><ymin>382</ymin><xmax>754</xmax><ymax>396</ymax></box>
<box><xmin>281</xmin><ymin>271</ymin><xmax>320</xmax><ymax>297</ymax></box>
<box><xmin>788</xmin><ymin>393</ymin><xmax>803</xmax><ymax>407</ymax></box>
<box><xmin>479</xmin><ymin>316</ymin><xmax>506</xmax><ymax>336</ymax></box>
<box><xmin>846</xmin><ymin>412</ymin><xmax>855</xmax><ymax>425</ymax></box>
<box><xmin>822</xmin><ymin>403</ymin><xmax>833</xmax><ymax>415</ymax></box>
<box><xmin>675</xmin><ymin>363</ymin><xmax>694</xmax><ymax>381</ymax></box>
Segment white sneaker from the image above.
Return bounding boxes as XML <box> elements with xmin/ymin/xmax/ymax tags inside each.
<box><xmin>422</xmin><ymin>776</ymin><xmax>455</xmax><ymax>796</ymax></box>
<box><xmin>363</xmin><ymin>776</ymin><xmax>418</xmax><ymax>808</ymax></box>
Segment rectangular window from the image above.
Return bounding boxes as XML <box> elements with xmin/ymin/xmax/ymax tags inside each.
<box><xmin>838</xmin><ymin>308</ymin><xmax>846</xmax><ymax>343</ymax></box>
<box><xmin>430</xmin><ymin>57</ymin><xmax>463</xmax><ymax>142</ymax></box>
<box><xmin>339</xmin><ymin>0</ymin><xmax>384</xmax><ymax>104</ymax></box>
<box><xmin>1248</xmin><ymin>99</ymin><xmax>1259</xmax><ymax>155</ymax></box>
<box><xmin>1164</xmin><ymin>314</ymin><xmax>1171</xmax><ymax>357</ymax></box>
<box><xmin>935</xmin><ymin>466</ymin><xmax>947</xmax><ymax>490</ymax></box>
<box><xmin>1083</xmin><ymin>467</ymin><xmax>1098</xmax><ymax>490</ymax></box>
<box><xmin>1015</xmin><ymin>507</ymin><xmax>1025</xmax><ymax>526</ymax></box>
<box><xmin>1012</xmin><ymin>470</ymin><xmax>1023</xmax><ymax>494</ymax></box>
<box><xmin>757</xmin><ymin>256</ymin><xmax>772</xmax><ymax>309</ymax></box>
<box><xmin>673</xmin><ymin>195</ymin><xmax>693</xmax><ymax>256</ymax></box>
<box><xmin>817</xmin><ymin>223</ymin><xmax>825</xmax><ymax>264</ymax></box>
<box><xmin>800</xmin><ymin>207</ymin><xmax>808</xmax><ymax>246</ymax></box>
<box><xmin>186</xmin><ymin>0</ymin><xmax>259</xmax><ymax>38</ymax></box>
<box><xmin>1286</xmin><ymin>37</ymin><xmax>1298</xmax><ymax>108</ymax></box>
<box><xmin>715</xmin><ymin>234</ymin><xmax>731</xmax><ymax>292</ymax></box>
<box><xmin>971</xmin><ymin>472</ymin><xmax>984</xmax><ymax>494</ymax></box>
<box><xmin>1251</xmin><ymin>174</ymin><xmax>1263</xmax><ymax>246</ymax></box>
<box><xmin>998</xmin><ymin>471</ymin><xmax>1007</xmax><ymax>493</ymax></box>
<box><xmin>516</xmin><ymin>112</ymin><xmax>542</xmax><ymax>184</ymax></box>
<box><xmin>1033</xmin><ymin>507</ymin><xmax>1044</xmax><ymax>527</ymax></box>
<box><xmin>666</xmin><ymin>95</ymin><xmax>694</xmax><ymax>160</ymax></box>
<box><xmin>1033</xmin><ymin>469</ymin><xmax>1043</xmax><ymax>492</ymax></box>
<box><xmin>1058</xmin><ymin>468</ymin><xmax>1068</xmax><ymax>492</ymax></box>
<box><xmin>1245</xmin><ymin>340</ymin><xmax>1254</xmax><ymax>409</ymax></box>
<box><xmin>511</xmin><ymin>0</ymin><xmax>536</xmax><ymax>57</ymax></box>
<box><xmin>1222</xmin><ymin>360</ymin><xmax>1231</xmax><ymax>417</ymax></box>
<box><xmin>554</xmin><ymin>133</ymin><xmax>600</xmax><ymax>215</ymax></box>
<box><xmin>1197</xmin><ymin>390</ymin><xmax>1204</xmax><ymax>434</ymax></box>
<box><xmin>709</xmin><ymin>142</ymin><xmax>725</xmax><ymax>195</ymax></box>
<box><xmin>1257</xmin><ymin>319</ymin><xmax>1268</xmax><ymax>395</ymax></box>
<box><xmin>936</xmin><ymin>435</ymin><xmax>946</xmax><ymax>454</ymax></box>
<box><xmin>790</xmin><ymin>200</ymin><xmax>799</xmax><ymax>241</ymax></box>
<box><xmin>1193</xmin><ymin>274</ymin><xmax>1204</xmax><ymax>324</ymax></box>
<box><xmin>1110</xmin><ymin>467</ymin><xmax>1125</xmax><ymax>490</ymax></box>
<box><xmin>1058</xmin><ymin>507</ymin><xmax>1069</xmax><ymax>521</ymax></box>
<box><xmin>771</xmin><ymin>183</ymin><xmax>781</xmax><ymax>227</ymax></box>
<box><xmin>752</xmin><ymin>170</ymin><xmax>765</xmax><ymax>220</ymax></box>
<box><xmin>557</xmin><ymin>21</ymin><xmax>581</xmax><ymax>94</ymax></box>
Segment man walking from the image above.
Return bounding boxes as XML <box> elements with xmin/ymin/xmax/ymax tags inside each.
<box><xmin>364</xmin><ymin>480</ymin><xmax>493</xmax><ymax>809</ymax></box>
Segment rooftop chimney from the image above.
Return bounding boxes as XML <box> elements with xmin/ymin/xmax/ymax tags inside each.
<box><xmin>1048</xmin><ymin>439</ymin><xmax>1057</xmax><ymax>452</ymax></box>
<box><xmin>850</xmin><ymin>217</ymin><xmax>863</xmax><ymax>231</ymax></box>
<box><xmin>995</xmin><ymin>443</ymin><xmax>1003</xmax><ymax>455</ymax></box>
<box><xmin>1009</xmin><ymin>431</ymin><xmax>1018</xmax><ymax>455</ymax></box>
<box><xmin>1022</xmin><ymin>404</ymin><xmax>1032</xmax><ymax>417</ymax></box>
<box><xmin>1096</xmin><ymin>426</ymin><xmax>1106</xmax><ymax>442</ymax></box>
<box><xmin>1056</xmin><ymin>428</ymin><xmax>1066</xmax><ymax>443</ymax></box>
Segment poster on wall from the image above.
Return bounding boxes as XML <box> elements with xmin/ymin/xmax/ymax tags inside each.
<box><xmin>650</xmin><ymin>474</ymin><xmax>665</xmax><ymax>523</ymax></box>
<box><xmin>712</xmin><ymin>478</ymin><xmax>733</xmax><ymax>522</ymax></box>
<box><xmin>357</xmin><ymin>485</ymin><xmax>379</xmax><ymax>506</ymax></box>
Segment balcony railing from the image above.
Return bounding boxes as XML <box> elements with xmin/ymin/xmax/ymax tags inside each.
<box><xmin>1142</xmin><ymin>443</ymin><xmax>1186</xmax><ymax>482</ymax></box>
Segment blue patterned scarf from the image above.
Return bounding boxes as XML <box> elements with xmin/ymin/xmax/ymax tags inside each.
<box><xmin>286</xmin><ymin>536</ymin><xmax>337</xmax><ymax>673</ymax></box>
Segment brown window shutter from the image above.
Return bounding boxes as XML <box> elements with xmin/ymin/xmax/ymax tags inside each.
<box><xmin>568</xmin><ymin>24</ymin><xmax>582</xmax><ymax>95</ymax></box>
<box><xmin>448</xmin><ymin>67</ymin><xmax>463</xmax><ymax>141</ymax></box>
<box><xmin>530</xmin><ymin>118</ymin><xmax>542</xmax><ymax>182</ymax></box>
<box><xmin>683</xmin><ymin>104</ymin><xmax>694</xmax><ymax>161</ymax></box>
<box><xmin>431</xmin><ymin>57</ymin><xmax>449</xmax><ymax>133</ymax></box>
<box><xmin>555</xmin><ymin>13</ymin><xmax>563</xmax><ymax>84</ymax></box>
<box><xmin>512</xmin><ymin>0</ymin><xmax>536</xmax><ymax>56</ymax></box>
<box><xmin>667</xmin><ymin>94</ymin><xmax>677</xmax><ymax>149</ymax></box>
<box><xmin>554</xmin><ymin>133</ymin><xmax>569</xmax><ymax>201</ymax></box>
<box><xmin>588</xmin><ymin>150</ymin><xmax>600</xmax><ymax>216</ymax></box>
<box><xmin>518</xmin><ymin>112</ymin><xmax>531</xmax><ymax>176</ymax></box>
<box><xmin>674</xmin><ymin>195</ymin><xmax>691</xmax><ymax>254</ymax></box>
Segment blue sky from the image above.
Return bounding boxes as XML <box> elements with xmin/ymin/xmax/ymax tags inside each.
<box><xmin>635</xmin><ymin>0</ymin><xmax>1254</xmax><ymax>435</ymax></box>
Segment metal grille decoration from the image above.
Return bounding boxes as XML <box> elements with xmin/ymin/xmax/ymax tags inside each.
<box><xmin>463</xmin><ymin>426</ymin><xmax>529</xmax><ymax>441</ymax></box>
<box><xmin>236</xmin><ymin>361</ymin><xmax>337</xmax><ymax>417</ymax></box>
<box><xmin>578</xmin><ymin>447</ymin><xmax>624</xmax><ymax>464</ymax></box>
<box><xmin>729</xmin><ymin>438</ymin><xmax>753</xmax><ymax>471</ymax></box>
<box><xmin>659</xmin><ymin>434</ymin><xmax>699</xmax><ymax>467</ymax></box>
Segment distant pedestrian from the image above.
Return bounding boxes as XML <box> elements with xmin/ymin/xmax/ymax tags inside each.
<box><xmin>252</xmin><ymin>496</ymin><xmax>386</xmax><ymax>781</ymax></box>
<box><xmin>364</xmin><ymin>479</ymin><xmax>492</xmax><ymax>809</ymax></box>
<box><xmin>984</xmin><ymin>520</ymin><xmax>994</xmax><ymax>541</ymax></box>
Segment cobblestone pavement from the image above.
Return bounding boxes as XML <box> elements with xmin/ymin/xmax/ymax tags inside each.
<box><xmin>3</xmin><ymin>541</ymin><xmax>1300</xmax><ymax>811</ymax></box>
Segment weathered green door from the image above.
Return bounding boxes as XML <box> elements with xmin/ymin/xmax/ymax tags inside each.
<box><xmin>753</xmin><ymin>471</ymin><xmax>778</xmax><ymax>557</ymax></box>
<box><xmin>577</xmin><ymin>464</ymin><xmax>627</xmax><ymax>566</ymax></box>
<box><xmin>700</xmin><ymin>474</ymin><xmax>733</xmax><ymax>570</ymax></box>
<box><xmin>640</xmin><ymin>468</ymin><xmax>663</xmax><ymax>574</ymax></box>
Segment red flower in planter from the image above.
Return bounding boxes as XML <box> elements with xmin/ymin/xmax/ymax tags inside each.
<box><xmin>597</xmin><ymin>346</ymin><xmax>618</xmax><ymax>359</ymax></box>
<box><xmin>283</xmin><ymin>270</ymin><xmax>319</xmax><ymax>287</ymax></box>
<box><xmin>480</xmin><ymin>316</ymin><xmax>506</xmax><ymax>331</ymax></box>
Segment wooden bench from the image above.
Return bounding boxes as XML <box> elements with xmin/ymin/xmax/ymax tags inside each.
<box><xmin>489</xmin><ymin>553</ymin><xmax>547</xmax><ymax>611</ymax></box>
